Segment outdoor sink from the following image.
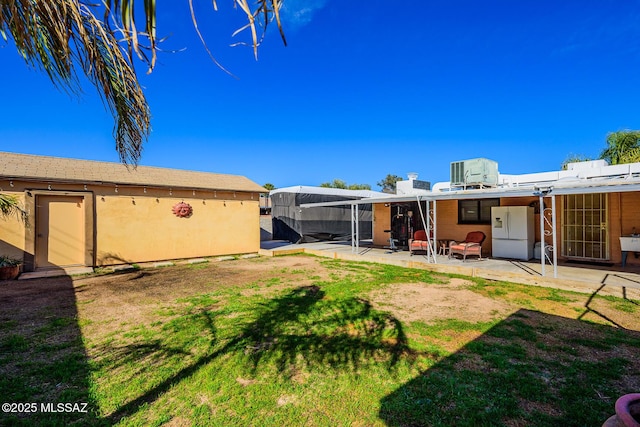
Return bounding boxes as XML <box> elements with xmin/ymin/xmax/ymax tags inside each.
<box><xmin>620</xmin><ymin>236</ymin><xmax>640</xmax><ymax>252</ymax></box>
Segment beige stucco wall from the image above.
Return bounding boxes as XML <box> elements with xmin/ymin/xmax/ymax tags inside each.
<box><xmin>96</xmin><ymin>188</ymin><xmax>259</xmax><ymax>265</ymax></box>
<box><xmin>1</xmin><ymin>180</ymin><xmax>261</xmax><ymax>269</ymax></box>
<box><xmin>0</xmin><ymin>190</ymin><xmax>27</xmax><ymax>260</ymax></box>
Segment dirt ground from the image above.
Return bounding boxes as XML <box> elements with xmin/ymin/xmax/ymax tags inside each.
<box><xmin>2</xmin><ymin>255</ymin><xmax>638</xmax><ymax>340</ymax></box>
<box><xmin>2</xmin><ymin>254</ymin><xmax>640</xmax><ymax>425</ymax></box>
<box><xmin>367</xmin><ymin>278</ymin><xmax>516</xmax><ymax>324</ymax></box>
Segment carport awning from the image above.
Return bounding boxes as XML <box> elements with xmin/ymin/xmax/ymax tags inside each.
<box><xmin>299</xmin><ymin>176</ymin><xmax>640</xmax><ymax>279</ymax></box>
<box><xmin>300</xmin><ymin>178</ymin><xmax>640</xmax><ymax>209</ymax></box>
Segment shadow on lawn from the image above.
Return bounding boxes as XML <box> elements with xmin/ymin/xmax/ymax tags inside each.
<box><xmin>379</xmin><ymin>309</ymin><xmax>640</xmax><ymax>427</ymax></box>
<box><xmin>233</xmin><ymin>285</ymin><xmax>422</xmax><ymax>372</ymax></box>
<box><xmin>106</xmin><ymin>285</ymin><xmax>431</xmax><ymax>423</ymax></box>
<box><xmin>0</xmin><ymin>274</ymin><xmax>103</xmax><ymax>426</ymax></box>
<box><xmin>578</xmin><ymin>281</ymin><xmax>640</xmax><ymax>328</ymax></box>
<box><xmin>4</xmin><ymin>271</ymin><xmax>640</xmax><ymax>426</ymax></box>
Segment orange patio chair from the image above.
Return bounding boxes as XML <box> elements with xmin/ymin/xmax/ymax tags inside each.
<box><xmin>449</xmin><ymin>231</ymin><xmax>486</xmax><ymax>261</ymax></box>
<box><xmin>409</xmin><ymin>229</ymin><xmax>430</xmax><ymax>256</ymax></box>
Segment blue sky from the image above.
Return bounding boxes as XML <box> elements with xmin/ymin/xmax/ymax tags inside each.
<box><xmin>2</xmin><ymin>1</ymin><xmax>640</xmax><ymax>189</ymax></box>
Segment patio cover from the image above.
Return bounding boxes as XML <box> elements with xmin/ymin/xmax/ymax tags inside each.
<box><xmin>270</xmin><ymin>186</ymin><xmax>391</xmax><ymax>243</ymax></box>
<box><xmin>300</xmin><ymin>173</ymin><xmax>640</xmax><ymax>277</ymax></box>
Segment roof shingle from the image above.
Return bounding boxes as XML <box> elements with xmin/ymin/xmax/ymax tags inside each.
<box><xmin>0</xmin><ymin>152</ymin><xmax>266</xmax><ymax>193</ymax></box>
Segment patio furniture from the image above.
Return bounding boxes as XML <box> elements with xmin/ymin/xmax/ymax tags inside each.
<box><xmin>384</xmin><ymin>229</ymin><xmax>399</xmax><ymax>252</ymax></box>
<box><xmin>409</xmin><ymin>229</ymin><xmax>430</xmax><ymax>255</ymax></box>
<box><xmin>449</xmin><ymin>231</ymin><xmax>486</xmax><ymax>261</ymax></box>
<box><xmin>438</xmin><ymin>240</ymin><xmax>453</xmax><ymax>256</ymax></box>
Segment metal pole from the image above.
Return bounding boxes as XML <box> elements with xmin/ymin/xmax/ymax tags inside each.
<box><xmin>351</xmin><ymin>204</ymin><xmax>355</xmax><ymax>253</ymax></box>
<box><xmin>433</xmin><ymin>199</ymin><xmax>437</xmax><ymax>251</ymax></box>
<box><xmin>552</xmin><ymin>195</ymin><xmax>558</xmax><ymax>278</ymax></box>
<box><xmin>430</xmin><ymin>200</ymin><xmax>437</xmax><ymax>257</ymax></box>
<box><xmin>416</xmin><ymin>196</ymin><xmax>436</xmax><ymax>263</ymax></box>
<box><xmin>540</xmin><ymin>195</ymin><xmax>545</xmax><ymax>277</ymax></box>
<box><xmin>355</xmin><ymin>204</ymin><xmax>360</xmax><ymax>253</ymax></box>
<box><xmin>426</xmin><ymin>199</ymin><xmax>431</xmax><ymax>255</ymax></box>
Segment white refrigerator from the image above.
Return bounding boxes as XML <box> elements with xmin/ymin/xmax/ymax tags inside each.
<box><xmin>491</xmin><ymin>206</ymin><xmax>535</xmax><ymax>260</ymax></box>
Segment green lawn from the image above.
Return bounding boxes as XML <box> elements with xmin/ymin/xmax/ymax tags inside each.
<box><xmin>0</xmin><ymin>255</ymin><xmax>639</xmax><ymax>426</ymax></box>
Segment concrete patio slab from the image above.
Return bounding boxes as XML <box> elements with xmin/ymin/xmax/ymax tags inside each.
<box><xmin>110</xmin><ymin>264</ymin><xmax>136</xmax><ymax>271</ymax></box>
<box><xmin>260</xmin><ymin>240</ymin><xmax>640</xmax><ymax>299</ymax></box>
<box><xmin>186</xmin><ymin>258</ymin><xmax>208</xmax><ymax>264</ymax></box>
<box><xmin>153</xmin><ymin>261</ymin><xmax>175</xmax><ymax>268</ymax></box>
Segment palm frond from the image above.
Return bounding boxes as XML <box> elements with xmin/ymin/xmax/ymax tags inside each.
<box><xmin>76</xmin><ymin>2</ymin><xmax>150</xmax><ymax>164</ymax></box>
<box><xmin>0</xmin><ymin>0</ymin><xmax>286</xmax><ymax>164</ymax></box>
<box><xmin>0</xmin><ymin>194</ymin><xmax>28</xmax><ymax>225</ymax></box>
<box><xmin>104</xmin><ymin>0</ymin><xmax>287</xmax><ymax>68</ymax></box>
<box><xmin>0</xmin><ymin>0</ymin><xmax>150</xmax><ymax>164</ymax></box>
<box><xmin>601</xmin><ymin>130</ymin><xmax>640</xmax><ymax>165</ymax></box>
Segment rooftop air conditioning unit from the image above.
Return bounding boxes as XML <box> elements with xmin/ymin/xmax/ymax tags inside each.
<box><xmin>450</xmin><ymin>158</ymin><xmax>499</xmax><ymax>188</ymax></box>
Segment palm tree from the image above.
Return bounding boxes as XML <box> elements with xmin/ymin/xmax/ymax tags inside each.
<box><xmin>0</xmin><ymin>0</ymin><xmax>286</xmax><ymax>164</ymax></box>
<box><xmin>618</xmin><ymin>146</ymin><xmax>640</xmax><ymax>164</ymax></box>
<box><xmin>600</xmin><ymin>130</ymin><xmax>640</xmax><ymax>165</ymax></box>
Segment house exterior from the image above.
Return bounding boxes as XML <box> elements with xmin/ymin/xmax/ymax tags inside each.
<box><xmin>0</xmin><ymin>152</ymin><xmax>266</xmax><ymax>271</ymax></box>
<box><xmin>374</xmin><ymin>193</ymin><xmax>639</xmax><ymax>263</ymax></box>
<box><xmin>301</xmin><ymin>160</ymin><xmax>640</xmax><ymax>272</ymax></box>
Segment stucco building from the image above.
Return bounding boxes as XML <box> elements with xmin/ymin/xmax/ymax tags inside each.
<box><xmin>0</xmin><ymin>152</ymin><xmax>265</xmax><ymax>272</ymax></box>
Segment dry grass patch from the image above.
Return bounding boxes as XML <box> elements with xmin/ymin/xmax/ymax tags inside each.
<box><xmin>368</xmin><ymin>279</ymin><xmax>516</xmax><ymax>324</ymax></box>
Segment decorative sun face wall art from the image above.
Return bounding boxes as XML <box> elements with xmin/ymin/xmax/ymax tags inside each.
<box><xmin>172</xmin><ymin>202</ymin><xmax>193</xmax><ymax>218</ymax></box>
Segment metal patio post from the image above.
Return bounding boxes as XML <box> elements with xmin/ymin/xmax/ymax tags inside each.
<box><xmin>355</xmin><ymin>204</ymin><xmax>360</xmax><ymax>253</ymax></box>
<box><xmin>351</xmin><ymin>204</ymin><xmax>355</xmax><ymax>253</ymax></box>
<box><xmin>552</xmin><ymin>195</ymin><xmax>557</xmax><ymax>278</ymax></box>
<box><xmin>540</xmin><ymin>194</ymin><xmax>545</xmax><ymax>276</ymax></box>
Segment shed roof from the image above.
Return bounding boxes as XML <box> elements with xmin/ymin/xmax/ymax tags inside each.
<box><xmin>0</xmin><ymin>152</ymin><xmax>266</xmax><ymax>193</ymax></box>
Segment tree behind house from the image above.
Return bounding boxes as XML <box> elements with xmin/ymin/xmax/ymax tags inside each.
<box><xmin>320</xmin><ymin>179</ymin><xmax>371</xmax><ymax>190</ymax></box>
<box><xmin>377</xmin><ymin>174</ymin><xmax>403</xmax><ymax>194</ymax></box>
<box><xmin>600</xmin><ymin>130</ymin><xmax>640</xmax><ymax>165</ymax></box>
<box><xmin>561</xmin><ymin>130</ymin><xmax>640</xmax><ymax>170</ymax></box>
<box><xmin>561</xmin><ymin>154</ymin><xmax>592</xmax><ymax>170</ymax></box>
